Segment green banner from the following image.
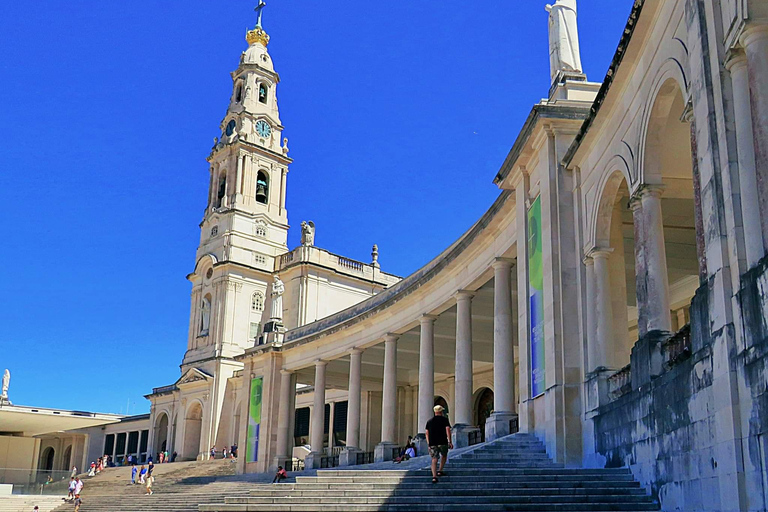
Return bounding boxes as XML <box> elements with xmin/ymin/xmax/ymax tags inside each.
<box><xmin>528</xmin><ymin>196</ymin><xmax>546</xmax><ymax>397</ymax></box>
<box><xmin>246</xmin><ymin>377</ymin><xmax>263</xmax><ymax>462</ymax></box>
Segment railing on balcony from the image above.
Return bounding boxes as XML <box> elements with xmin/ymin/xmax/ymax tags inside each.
<box><xmin>608</xmin><ymin>364</ymin><xmax>632</xmax><ymax>400</ymax></box>
<box><xmin>663</xmin><ymin>324</ymin><xmax>692</xmax><ymax>369</ymax></box>
<box><xmin>468</xmin><ymin>430</ymin><xmax>484</xmax><ymax>446</ymax></box>
<box><xmin>320</xmin><ymin>454</ymin><xmax>339</xmax><ymax>468</ymax></box>
<box><xmin>338</xmin><ymin>256</ymin><xmax>364</xmax><ymax>272</ymax></box>
<box><xmin>280</xmin><ymin>252</ymin><xmax>295</xmax><ymax>267</ymax></box>
<box><xmin>290</xmin><ymin>458</ymin><xmax>304</xmax><ymax>472</ymax></box>
<box><xmin>330</xmin><ymin>446</ymin><xmax>344</xmax><ymax>456</ymax></box>
<box><xmin>355</xmin><ymin>451</ymin><xmax>374</xmax><ymax>465</ymax></box>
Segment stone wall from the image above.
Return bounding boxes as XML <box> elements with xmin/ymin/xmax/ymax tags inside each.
<box><xmin>592</xmin><ymin>278</ymin><xmax>768</xmax><ymax>511</ymax></box>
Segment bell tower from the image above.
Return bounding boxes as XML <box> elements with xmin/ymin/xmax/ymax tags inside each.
<box><xmin>183</xmin><ymin>4</ymin><xmax>291</xmax><ymax>370</ymax></box>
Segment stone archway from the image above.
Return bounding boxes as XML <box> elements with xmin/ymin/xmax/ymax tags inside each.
<box><xmin>62</xmin><ymin>445</ymin><xmax>72</xmax><ymax>472</ymax></box>
<box><xmin>40</xmin><ymin>447</ymin><xmax>55</xmax><ymax>473</ymax></box>
<box><xmin>183</xmin><ymin>402</ymin><xmax>203</xmax><ymax>461</ymax></box>
<box><xmin>434</xmin><ymin>396</ymin><xmax>449</xmax><ymax>423</ymax></box>
<box><xmin>154</xmin><ymin>412</ymin><xmax>169</xmax><ymax>455</ymax></box>
<box><xmin>474</xmin><ymin>388</ymin><xmax>494</xmax><ymax>440</ymax></box>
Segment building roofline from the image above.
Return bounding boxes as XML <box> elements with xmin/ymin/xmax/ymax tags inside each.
<box><xmin>562</xmin><ymin>0</ymin><xmax>647</xmax><ymax>167</ymax></box>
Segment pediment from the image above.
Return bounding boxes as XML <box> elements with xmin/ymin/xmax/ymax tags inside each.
<box><xmin>175</xmin><ymin>368</ymin><xmax>213</xmax><ymax>387</ymax></box>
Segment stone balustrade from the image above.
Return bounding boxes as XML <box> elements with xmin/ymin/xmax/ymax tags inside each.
<box><xmin>275</xmin><ymin>245</ymin><xmax>400</xmax><ymax>285</ymax></box>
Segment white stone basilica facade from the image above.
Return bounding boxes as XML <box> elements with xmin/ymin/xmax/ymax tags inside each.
<box><xmin>144</xmin><ymin>2</ymin><xmax>768</xmax><ymax>510</ymax></box>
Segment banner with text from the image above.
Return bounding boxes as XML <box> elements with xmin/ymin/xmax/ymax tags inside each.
<box><xmin>528</xmin><ymin>196</ymin><xmax>546</xmax><ymax>397</ymax></box>
<box><xmin>246</xmin><ymin>377</ymin><xmax>263</xmax><ymax>462</ymax></box>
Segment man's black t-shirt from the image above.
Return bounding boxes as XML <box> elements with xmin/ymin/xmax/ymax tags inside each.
<box><xmin>425</xmin><ymin>415</ymin><xmax>451</xmax><ymax>446</ymax></box>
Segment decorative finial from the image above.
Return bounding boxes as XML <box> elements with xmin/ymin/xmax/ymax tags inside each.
<box><xmin>372</xmin><ymin>244</ymin><xmax>380</xmax><ymax>268</ymax></box>
<box><xmin>246</xmin><ymin>1</ymin><xmax>270</xmax><ymax>46</ymax></box>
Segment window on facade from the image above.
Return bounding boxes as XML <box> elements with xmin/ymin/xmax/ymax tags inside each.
<box><xmin>236</xmin><ymin>84</ymin><xmax>243</xmax><ymax>103</ymax></box>
<box><xmin>139</xmin><ymin>430</ymin><xmax>149</xmax><ymax>454</ymax></box>
<box><xmin>258</xmin><ymin>83</ymin><xmax>268</xmax><ymax>104</ymax></box>
<box><xmin>251</xmin><ymin>292</ymin><xmax>264</xmax><ymax>311</ymax></box>
<box><xmin>115</xmin><ymin>432</ymin><xmax>127</xmax><ymax>456</ymax></box>
<box><xmin>255</xmin><ymin>223</ymin><xmax>267</xmax><ymax>237</ymax></box>
<box><xmin>104</xmin><ymin>434</ymin><xmax>115</xmax><ymax>456</ymax></box>
<box><xmin>249</xmin><ymin>322</ymin><xmax>261</xmax><ymax>340</ymax></box>
<box><xmin>210</xmin><ymin>226</ymin><xmax>218</xmax><ymax>238</ymax></box>
<box><xmin>127</xmin><ymin>431</ymin><xmax>139</xmax><ymax>456</ymax></box>
<box><xmin>255</xmin><ymin>171</ymin><xmax>269</xmax><ymax>204</ymax></box>
<box><xmin>333</xmin><ymin>401</ymin><xmax>348</xmax><ymax>445</ymax></box>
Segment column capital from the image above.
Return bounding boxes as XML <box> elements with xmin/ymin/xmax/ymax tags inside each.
<box><xmin>724</xmin><ymin>47</ymin><xmax>748</xmax><ymax>72</ymax></box>
<box><xmin>314</xmin><ymin>359</ymin><xmax>328</xmax><ymax>368</ymax></box>
<box><xmin>491</xmin><ymin>257</ymin><xmax>515</xmax><ymax>271</ymax></box>
<box><xmin>588</xmin><ymin>247</ymin><xmax>614</xmax><ymax>260</ymax></box>
<box><xmin>420</xmin><ymin>314</ymin><xmax>438</xmax><ymax>325</ymax></box>
<box><xmin>280</xmin><ymin>369</ymin><xmax>293</xmax><ymax>376</ymax></box>
<box><xmin>740</xmin><ymin>23</ymin><xmax>768</xmax><ymax>47</ymax></box>
<box><xmin>454</xmin><ymin>290</ymin><xmax>475</xmax><ymax>302</ymax></box>
<box><xmin>384</xmin><ymin>333</ymin><xmax>399</xmax><ymax>344</ymax></box>
<box><xmin>582</xmin><ymin>254</ymin><xmax>595</xmax><ymax>266</ymax></box>
<box><xmin>349</xmin><ymin>347</ymin><xmax>363</xmax><ymax>357</ymax></box>
<box><xmin>633</xmin><ymin>184</ymin><xmax>665</xmax><ymax>201</ymax></box>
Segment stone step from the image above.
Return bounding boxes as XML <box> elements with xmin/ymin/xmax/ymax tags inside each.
<box><xmin>318</xmin><ymin>468</ymin><xmax>631</xmax><ymax>476</ymax></box>
<box><xmin>248</xmin><ymin>487</ymin><xmax>650</xmax><ymax>497</ymax></box>
<box><xmin>296</xmin><ymin>474</ymin><xmax>637</xmax><ymax>483</ymax></box>
<box><xmin>228</xmin><ymin>495</ymin><xmax>656</xmax><ymax>505</ymax></box>
<box><xmin>277</xmin><ymin>481</ymin><xmax>643</xmax><ymax>491</ymax></box>
<box><xmin>201</xmin><ymin>504</ymin><xmax>658</xmax><ymax>512</ymax></box>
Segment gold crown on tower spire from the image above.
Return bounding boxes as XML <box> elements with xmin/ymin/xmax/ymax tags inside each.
<box><xmin>246</xmin><ymin>1</ymin><xmax>270</xmax><ymax>46</ymax></box>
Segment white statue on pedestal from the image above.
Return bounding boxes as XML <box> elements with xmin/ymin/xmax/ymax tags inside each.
<box><xmin>270</xmin><ymin>276</ymin><xmax>285</xmax><ymax>322</ymax></box>
<box><xmin>1</xmin><ymin>369</ymin><xmax>9</xmax><ymax>401</ymax></box>
<box><xmin>545</xmin><ymin>0</ymin><xmax>583</xmax><ymax>82</ymax></box>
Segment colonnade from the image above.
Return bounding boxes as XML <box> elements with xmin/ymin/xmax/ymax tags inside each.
<box><xmin>271</xmin><ymin>258</ymin><xmax>519</xmax><ymax>469</ymax></box>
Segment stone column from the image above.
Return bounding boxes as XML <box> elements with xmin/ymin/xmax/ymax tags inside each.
<box><xmin>416</xmin><ymin>315</ymin><xmax>436</xmax><ymax>455</ymax></box>
<box><xmin>272</xmin><ymin>370</ymin><xmax>294</xmax><ymax>470</ymax></box>
<box><xmin>726</xmin><ymin>49</ymin><xmax>765</xmax><ymax>267</ymax></box>
<box><xmin>452</xmin><ymin>291</ymin><xmax>479</xmax><ymax>448</ymax></box>
<box><xmin>486</xmin><ymin>258</ymin><xmax>518</xmax><ymax>441</ymax></box>
<box><xmin>592</xmin><ymin>249</ymin><xmax>614</xmax><ymax>370</ymax></box>
<box><xmin>584</xmin><ymin>256</ymin><xmax>598</xmax><ymax>372</ymax></box>
<box><xmin>375</xmin><ymin>335</ymin><xmax>399</xmax><ymax>461</ymax></box>
<box><xmin>639</xmin><ymin>186</ymin><xmax>672</xmax><ymax>332</ymax></box>
<box><xmin>304</xmin><ymin>360</ymin><xmax>327</xmax><ymax>470</ymax></box>
<box><xmin>741</xmin><ymin>24</ymin><xmax>768</xmax><ymax>247</ymax></box>
<box><xmin>340</xmin><ymin>349</ymin><xmax>363</xmax><ymax>466</ymax></box>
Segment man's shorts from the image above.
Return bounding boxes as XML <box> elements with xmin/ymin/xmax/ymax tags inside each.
<box><xmin>429</xmin><ymin>445</ymin><xmax>449</xmax><ymax>459</ymax></box>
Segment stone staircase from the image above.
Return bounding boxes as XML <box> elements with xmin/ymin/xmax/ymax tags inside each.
<box><xmin>48</xmin><ymin>459</ymin><xmax>258</xmax><ymax>512</ymax></box>
<box><xmin>200</xmin><ymin>433</ymin><xmax>660</xmax><ymax>511</ymax></box>
<box><xmin>0</xmin><ymin>495</ymin><xmax>63</xmax><ymax>512</ymax></box>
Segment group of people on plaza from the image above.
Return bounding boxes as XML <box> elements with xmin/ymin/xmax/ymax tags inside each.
<box><xmin>130</xmin><ymin>460</ymin><xmax>155</xmax><ymax>495</ymax></box>
<box><xmin>209</xmin><ymin>444</ymin><xmax>238</xmax><ymax>460</ymax></box>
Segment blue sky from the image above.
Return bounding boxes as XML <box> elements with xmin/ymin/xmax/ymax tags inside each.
<box><xmin>0</xmin><ymin>1</ymin><xmax>633</xmax><ymax>414</ymax></box>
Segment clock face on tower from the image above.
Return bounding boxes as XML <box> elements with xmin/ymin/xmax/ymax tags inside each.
<box><xmin>255</xmin><ymin>120</ymin><xmax>272</xmax><ymax>138</ymax></box>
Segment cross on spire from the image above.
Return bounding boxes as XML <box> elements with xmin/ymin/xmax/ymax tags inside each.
<box><xmin>255</xmin><ymin>1</ymin><xmax>267</xmax><ymax>28</ymax></box>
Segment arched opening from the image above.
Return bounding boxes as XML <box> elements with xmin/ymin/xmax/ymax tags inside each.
<box><xmin>474</xmin><ymin>388</ymin><xmax>494</xmax><ymax>441</ymax></box>
<box><xmin>258</xmin><ymin>83</ymin><xmax>268</xmax><ymax>104</ymax></box>
<box><xmin>62</xmin><ymin>445</ymin><xmax>72</xmax><ymax>472</ymax></box>
<box><xmin>643</xmin><ymin>78</ymin><xmax>701</xmax><ymax>330</ymax></box>
<box><xmin>183</xmin><ymin>402</ymin><xmax>203</xmax><ymax>461</ymax></box>
<box><xmin>594</xmin><ymin>172</ymin><xmax>637</xmax><ymax>370</ymax></box>
<box><xmin>235</xmin><ymin>84</ymin><xmax>243</xmax><ymax>103</ymax></box>
<box><xmin>434</xmin><ymin>396</ymin><xmax>449</xmax><ymax>423</ymax></box>
<box><xmin>154</xmin><ymin>412</ymin><xmax>169</xmax><ymax>455</ymax></box>
<box><xmin>256</xmin><ymin>171</ymin><xmax>269</xmax><ymax>204</ymax></box>
<box><xmin>216</xmin><ymin>176</ymin><xmax>227</xmax><ymax>207</ymax></box>
<box><xmin>39</xmin><ymin>447</ymin><xmax>55</xmax><ymax>473</ymax></box>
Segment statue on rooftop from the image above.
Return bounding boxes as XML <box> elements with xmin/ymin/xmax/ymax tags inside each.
<box><xmin>301</xmin><ymin>221</ymin><xmax>316</xmax><ymax>247</ymax></box>
<box><xmin>545</xmin><ymin>0</ymin><xmax>583</xmax><ymax>82</ymax></box>
<box><xmin>1</xmin><ymin>369</ymin><xmax>10</xmax><ymax>401</ymax></box>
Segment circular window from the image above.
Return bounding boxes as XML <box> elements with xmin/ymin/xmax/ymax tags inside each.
<box><xmin>206</xmin><ymin>268</ymin><xmax>213</xmax><ymax>279</ymax></box>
